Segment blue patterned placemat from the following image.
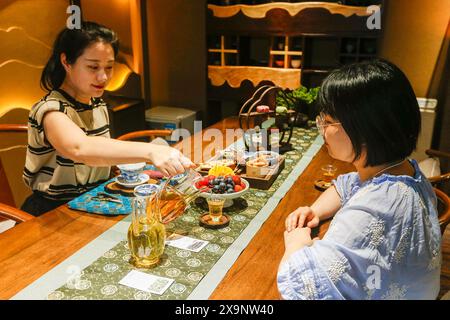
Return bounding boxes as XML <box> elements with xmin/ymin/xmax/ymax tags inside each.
<box><xmin>67</xmin><ymin>181</ymin><xmax>133</xmax><ymax>215</ymax></box>
<box><xmin>67</xmin><ymin>165</ymin><xmax>157</xmax><ymax>216</ymax></box>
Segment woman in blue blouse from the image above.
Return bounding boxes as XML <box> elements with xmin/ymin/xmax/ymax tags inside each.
<box><xmin>278</xmin><ymin>59</ymin><xmax>441</xmax><ymax>300</ymax></box>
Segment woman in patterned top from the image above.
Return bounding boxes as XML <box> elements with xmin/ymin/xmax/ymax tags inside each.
<box><xmin>22</xmin><ymin>22</ymin><xmax>194</xmax><ymax>216</ymax></box>
<box><xmin>278</xmin><ymin>59</ymin><xmax>441</xmax><ymax>299</ymax></box>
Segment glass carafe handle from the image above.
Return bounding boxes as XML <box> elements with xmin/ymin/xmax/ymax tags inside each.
<box><xmin>131</xmin><ymin>197</ymin><xmax>146</xmax><ymax>233</ymax></box>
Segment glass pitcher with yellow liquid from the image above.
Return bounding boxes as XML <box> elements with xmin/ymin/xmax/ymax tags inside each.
<box><xmin>128</xmin><ymin>184</ymin><xmax>165</xmax><ymax>268</ymax></box>
<box><xmin>128</xmin><ymin>170</ymin><xmax>205</xmax><ymax>267</ymax></box>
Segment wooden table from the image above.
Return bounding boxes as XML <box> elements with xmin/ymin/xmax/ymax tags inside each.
<box><xmin>0</xmin><ymin>117</ymin><xmax>354</xmax><ymax>300</ymax></box>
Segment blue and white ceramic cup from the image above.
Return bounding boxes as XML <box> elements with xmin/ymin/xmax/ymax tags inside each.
<box><xmin>134</xmin><ymin>183</ymin><xmax>160</xmax><ymax>197</ymax></box>
<box><xmin>117</xmin><ymin>162</ymin><xmax>146</xmax><ymax>183</ymax></box>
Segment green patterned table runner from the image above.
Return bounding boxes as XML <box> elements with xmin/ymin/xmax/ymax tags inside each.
<box><xmin>13</xmin><ymin>127</ymin><xmax>322</xmax><ymax>300</ymax></box>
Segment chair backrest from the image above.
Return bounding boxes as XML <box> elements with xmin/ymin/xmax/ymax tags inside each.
<box><xmin>0</xmin><ymin>124</ymin><xmax>31</xmax><ymax>208</ymax></box>
<box><xmin>0</xmin><ymin>202</ymin><xmax>34</xmax><ymax>224</ymax></box>
<box><xmin>435</xmin><ymin>187</ymin><xmax>450</xmax><ymax>235</ymax></box>
<box><xmin>425</xmin><ymin>149</ymin><xmax>450</xmax><ymax>193</ymax></box>
<box><xmin>116</xmin><ymin>130</ymin><xmax>172</xmax><ymax>142</ymax></box>
<box><xmin>0</xmin><ymin>158</ymin><xmax>15</xmax><ymax>206</ymax></box>
<box><xmin>112</xmin><ymin>130</ymin><xmax>173</xmax><ymax>176</ymax></box>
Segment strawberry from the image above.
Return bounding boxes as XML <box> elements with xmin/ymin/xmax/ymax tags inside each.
<box><xmin>234</xmin><ymin>185</ymin><xmax>243</xmax><ymax>192</ymax></box>
<box><xmin>197</xmin><ymin>179</ymin><xmax>209</xmax><ymax>188</ymax></box>
<box><xmin>232</xmin><ymin>175</ymin><xmax>241</xmax><ymax>185</ymax></box>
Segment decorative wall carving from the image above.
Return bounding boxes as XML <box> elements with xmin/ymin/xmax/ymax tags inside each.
<box><xmin>208</xmin><ymin>65</ymin><xmax>300</xmax><ymax>90</ymax></box>
<box><xmin>208</xmin><ymin>2</ymin><xmax>374</xmax><ymax>19</ymax></box>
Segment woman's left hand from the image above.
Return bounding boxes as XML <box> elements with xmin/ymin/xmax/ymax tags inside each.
<box><xmin>284</xmin><ymin>227</ymin><xmax>313</xmax><ymax>254</ymax></box>
<box><xmin>280</xmin><ymin>227</ymin><xmax>316</xmax><ymax>265</ymax></box>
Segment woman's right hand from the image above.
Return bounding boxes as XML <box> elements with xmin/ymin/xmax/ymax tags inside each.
<box><xmin>285</xmin><ymin>206</ymin><xmax>320</xmax><ymax>232</ymax></box>
<box><xmin>148</xmin><ymin>144</ymin><xmax>195</xmax><ymax>177</ymax></box>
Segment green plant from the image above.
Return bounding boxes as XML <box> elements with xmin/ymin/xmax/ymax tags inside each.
<box><xmin>276</xmin><ymin>86</ymin><xmax>320</xmax><ymax>111</ymax></box>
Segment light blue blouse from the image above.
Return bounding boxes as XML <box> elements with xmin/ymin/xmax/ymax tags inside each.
<box><xmin>277</xmin><ymin>159</ymin><xmax>441</xmax><ymax>300</ymax></box>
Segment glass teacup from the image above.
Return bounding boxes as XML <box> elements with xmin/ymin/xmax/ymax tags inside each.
<box><xmin>321</xmin><ymin>164</ymin><xmax>337</xmax><ymax>183</ymax></box>
<box><xmin>207</xmin><ymin>194</ymin><xmax>225</xmax><ymax>224</ymax></box>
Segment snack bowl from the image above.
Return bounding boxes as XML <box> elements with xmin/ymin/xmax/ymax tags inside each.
<box><xmin>291</xmin><ymin>59</ymin><xmax>301</xmax><ymax>68</ymax></box>
<box><xmin>245</xmin><ymin>151</ymin><xmax>281</xmax><ymax>178</ymax></box>
<box><xmin>193</xmin><ymin>176</ymin><xmax>250</xmax><ymax>208</ymax></box>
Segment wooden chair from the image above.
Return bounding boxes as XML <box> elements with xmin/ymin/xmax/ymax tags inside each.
<box><xmin>0</xmin><ymin>124</ymin><xmax>31</xmax><ymax>208</ymax></box>
<box><xmin>435</xmin><ymin>188</ymin><xmax>450</xmax><ymax>235</ymax></box>
<box><xmin>113</xmin><ymin>130</ymin><xmax>173</xmax><ymax>176</ymax></box>
<box><xmin>424</xmin><ymin>149</ymin><xmax>450</xmax><ymax>186</ymax></box>
<box><xmin>116</xmin><ymin>130</ymin><xmax>172</xmax><ymax>142</ymax></box>
<box><xmin>0</xmin><ymin>202</ymin><xmax>34</xmax><ymax>224</ymax></box>
<box><xmin>420</xmin><ymin>149</ymin><xmax>450</xmax><ymax>234</ymax></box>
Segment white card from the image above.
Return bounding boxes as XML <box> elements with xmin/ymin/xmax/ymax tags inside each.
<box><xmin>165</xmin><ymin>234</ymin><xmax>209</xmax><ymax>252</ymax></box>
<box><xmin>119</xmin><ymin>270</ymin><xmax>174</xmax><ymax>295</ymax></box>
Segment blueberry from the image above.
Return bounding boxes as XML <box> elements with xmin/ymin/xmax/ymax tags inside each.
<box><xmin>219</xmin><ymin>182</ymin><xmax>226</xmax><ymax>189</ymax></box>
<box><xmin>226</xmin><ymin>188</ymin><xmax>234</xmax><ymax>193</ymax></box>
<box><xmin>226</xmin><ymin>184</ymin><xmax>234</xmax><ymax>189</ymax></box>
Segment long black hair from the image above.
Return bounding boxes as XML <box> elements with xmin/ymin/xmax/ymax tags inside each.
<box><xmin>40</xmin><ymin>21</ymin><xmax>119</xmax><ymax>92</ymax></box>
<box><xmin>317</xmin><ymin>59</ymin><xmax>421</xmax><ymax>167</ymax></box>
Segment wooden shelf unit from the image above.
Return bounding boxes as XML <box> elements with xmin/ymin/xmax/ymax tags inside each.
<box><xmin>206</xmin><ymin>0</ymin><xmax>384</xmax><ymax>113</ymax></box>
<box><xmin>268</xmin><ymin>36</ymin><xmax>303</xmax><ymax>69</ymax></box>
<box><xmin>208</xmin><ymin>35</ymin><xmax>239</xmax><ymax>66</ymax></box>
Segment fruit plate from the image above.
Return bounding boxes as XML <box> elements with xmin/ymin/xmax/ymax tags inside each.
<box><xmin>193</xmin><ymin>178</ymin><xmax>250</xmax><ymax>208</ymax></box>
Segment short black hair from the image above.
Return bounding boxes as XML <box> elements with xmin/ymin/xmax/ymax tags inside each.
<box><xmin>317</xmin><ymin>58</ymin><xmax>421</xmax><ymax>167</ymax></box>
<box><xmin>41</xmin><ymin>21</ymin><xmax>119</xmax><ymax>92</ymax></box>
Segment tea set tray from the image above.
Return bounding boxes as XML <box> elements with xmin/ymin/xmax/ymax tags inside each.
<box><xmin>239</xmin><ymin>156</ymin><xmax>285</xmax><ymax>190</ymax></box>
<box><xmin>197</xmin><ymin>156</ymin><xmax>285</xmax><ymax>190</ymax></box>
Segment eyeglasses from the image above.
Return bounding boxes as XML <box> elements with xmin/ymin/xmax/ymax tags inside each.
<box><xmin>315</xmin><ymin>115</ymin><xmax>341</xmax><ymax>136</ymax></box>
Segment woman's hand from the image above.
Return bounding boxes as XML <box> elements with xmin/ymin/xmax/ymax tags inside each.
<box><xmin>285</xmin><ymin>206</ymin><xmax>320</xmax><ymax>232</ymax></box>
<box><xmin>148</xmin><ymin>144</ymin><xmax>195</xmax><ymax>177</ymax></box>
<box><xmin>280</xmin><ymin>227</ymin><xmax>314</xmax><ymax>265</ymax></box>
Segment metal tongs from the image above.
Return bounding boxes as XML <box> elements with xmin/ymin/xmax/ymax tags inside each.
<box><xmin>90</xmin><ymin>192</ymin><xmax>123</xmax><ymax>204</ymax></box>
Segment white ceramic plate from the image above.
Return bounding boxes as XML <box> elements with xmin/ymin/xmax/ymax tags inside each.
<box><xmin>116</xmin><ymin>173</ymin><xmax>150</xmax><ymax>188</ymax></box>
